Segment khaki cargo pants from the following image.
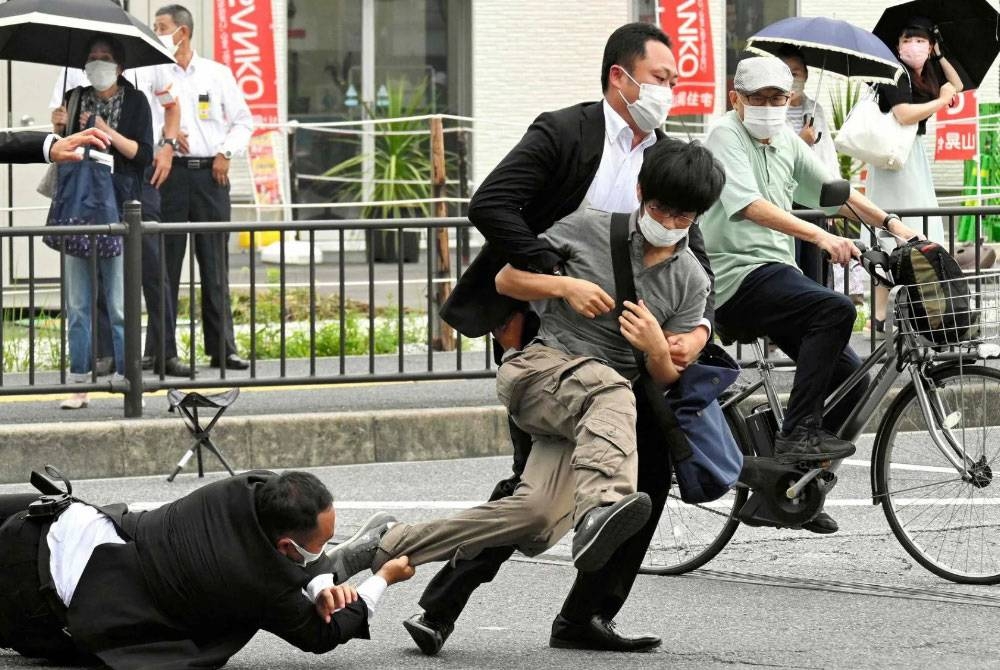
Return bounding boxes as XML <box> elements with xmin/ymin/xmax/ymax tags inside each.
<box><xmin>378</xmin><ymin>344</ymin><xmax>638</xmax><ymax>567</ymax></box>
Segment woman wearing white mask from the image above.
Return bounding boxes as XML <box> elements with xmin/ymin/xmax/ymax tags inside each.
<box><xmin>50</xmin><ymin>34</ymin><xmax>154</xmax><ymax>410</ymax></box>
<box><xmin>865</xmin><ymin>16</ymin><xmax>963</xmax><ymax>335</ymax></box>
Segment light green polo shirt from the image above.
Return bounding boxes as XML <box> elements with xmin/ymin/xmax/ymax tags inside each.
<box><xmin>701</xmin><ymin>110</ymin><xmax>838</xmax><ymax>307</ymax></box>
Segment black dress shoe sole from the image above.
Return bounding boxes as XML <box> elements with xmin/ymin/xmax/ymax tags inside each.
<box><xmin>549</xmin><ymin>633</ymin><xmax>661</xmax><ymax>652</ymax></box>
<box><xmin>403</xmin><ymin>617</ymin><xmax>447</xmax><ymax>656</ymax></box>
<box><xmin>572</xmin><ymin>494</ymin><xmax>651</xmax><ymax>573</ymax></box>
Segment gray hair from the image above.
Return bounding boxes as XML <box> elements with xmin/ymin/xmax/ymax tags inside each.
<box><xmin>156</xmin><ymin>4</ymin><xmax>194</xmax><ymax>38</ymax></box>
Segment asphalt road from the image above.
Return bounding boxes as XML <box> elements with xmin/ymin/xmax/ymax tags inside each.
<box><xmin>3</xmin><ymin>446</ymin><xmax>999</xmax><ymax>669</ymax></box>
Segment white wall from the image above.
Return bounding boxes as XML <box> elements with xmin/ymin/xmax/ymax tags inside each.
<box><xmin>470</xmin><ymin>1</ymin><xmax>631</xmax><ymax>183</ymax></box>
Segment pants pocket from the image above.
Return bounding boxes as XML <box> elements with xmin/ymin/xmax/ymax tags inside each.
<box><xmin>572</xmin><ymin>408</ymin><xmax>637</xmax><ymax>477</ymax></box>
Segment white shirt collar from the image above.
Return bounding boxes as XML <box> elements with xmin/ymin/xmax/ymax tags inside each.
<box><xmin>602</xmin><ymin>99</ymin><xmax>635</xmax><ymax>150</ymax></box>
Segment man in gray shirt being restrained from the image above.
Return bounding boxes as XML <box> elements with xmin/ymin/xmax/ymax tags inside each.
<box><xmin>332</xmin><ymin>140</ymin><xmax>726</xmax><ymax>635</ymax></box>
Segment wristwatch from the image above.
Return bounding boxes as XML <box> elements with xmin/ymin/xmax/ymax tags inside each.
<box><xmin>882</xmin><ymin>213</ymin><xmax>901</xmax><ymax>231</ymax></box>
<box><xmin>158</xmin><ymin>137</ymin><xmax>178</xmax><ymax>150</ymax></box>
<box><xmin>219</xmin><ymin>149</ymin><xmax>233</xmax><ymax>160</ymax></box>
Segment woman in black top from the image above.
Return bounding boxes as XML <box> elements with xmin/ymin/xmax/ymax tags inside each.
<box><xmin>50</xmin><ymin>34</ymin><xmax>153</xmax><ymax>410</ymax></box>
<box><xmin>866</xmin><ymin>16</ymin><xmax>963</xmax><ymax>334</ymax></box>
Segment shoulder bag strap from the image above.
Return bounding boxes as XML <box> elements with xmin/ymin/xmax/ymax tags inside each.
<box><xmin>608</xmin><ymin>212</ymin><xmax>692</xmax><ymax>463</ymax></box>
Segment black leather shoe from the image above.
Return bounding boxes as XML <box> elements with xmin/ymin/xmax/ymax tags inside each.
<box><xmin>403</xmin><ymin>613</ymin><xmax>454</xmax><ymax>656</ymax></box>
<box><xmin>155</xmin><ymin>357</ymin><xmax>195</xmax><ymax>378</ymax></box>
<box><xmin>802</xmin><ymin>511</ymin><xmax>838</xmax><ymax>534</ymax></box>
<box><xmin>94</xmin><ymin>356</ymin><xmax>115</xmax><ymax>377</ymax></box>
<box><xmin>549</xmin><ymin>614</ymin><xmax>660</xmax><ymax>652</ymax></box>
<box><xmin>210</xmin><ymin>354</ymin><xmax>250</xmax><ymax>370</ymax></box>
<box><xmin>141</xmin><ymin>355</ymin><xmax>154</xmax><ymax>371</ymax></box>
<box><xmin>572</xmin><ymin>492</ymin><xmax>651</xmax><ymax>572</ymax></box>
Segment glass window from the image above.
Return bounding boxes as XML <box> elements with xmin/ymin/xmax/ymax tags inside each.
<box><xmin>286</xmin><ymin>0</ymin><xmax>470</xmax><ymax>217</ymax></box>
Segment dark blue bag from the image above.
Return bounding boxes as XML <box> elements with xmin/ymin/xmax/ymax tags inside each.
<box><xmin>42</xmin><ymin>116</ymin><xmax>121</xmax><ymax>259</ymax></box>
<box><xmin>664</xmin><ymin>343</ymin><xmax>743</xmax><ymax>503</ymax></box>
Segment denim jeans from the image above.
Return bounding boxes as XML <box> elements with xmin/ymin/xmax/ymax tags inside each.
<box><xmin>65</xmin><ymin>254</ymin><xmax>124</xmax><ymax>380</ymax></box>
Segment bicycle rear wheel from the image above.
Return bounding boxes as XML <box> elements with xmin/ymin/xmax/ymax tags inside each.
<box><xmin>874</xmin><ymin>364</ymin><xmax>1000</xmax><ymax>584</ymax></box>
<box><xmin>639</xmin><ymin>404</ymin><xmax>750</xmax><ymax>575</ymax></box>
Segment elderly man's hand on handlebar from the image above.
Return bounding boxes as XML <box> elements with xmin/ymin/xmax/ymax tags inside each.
<box><xmin>816</xmin><ymin>230</ymin><xmax>860</xmax><ymax>265</ymax></box>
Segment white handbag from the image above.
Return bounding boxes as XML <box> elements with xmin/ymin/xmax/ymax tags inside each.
<box><xmin>834</xmin><ymin>93</ymin><xmax>918</xmax><ymax>171</ymax></box>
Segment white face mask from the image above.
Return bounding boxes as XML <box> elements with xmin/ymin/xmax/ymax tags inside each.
<box><xmin>790</xmin><ymin>80</ymin><xmax>806</xmax><ymax>95</ymax></box>
<box><xmin>618</xmin><ymin>68</ymin><xmax>673</xmax><ymax>133</ymax></box>
<box><xmin>85</xmin><ymin>60</ymin><xmax>118</xmax><ymax>92</ymax></box>
<box><xmin>158</xmin><ymin>27</ymin><xmax>181</xmax><ymax>56</ymax></box>
<box><xmin>288</xmin><ymin>537</ymin><xmax>324</xmax><ymax>567</ymax></box>
<box><xmin>638</xmin><ymin>210</ymin><xmax>689</xmax><ymax>247</ymax></box>
<box><xmin>741</xmin><ymin>103</ymin><xmax>789</xmax><ymax>140</ymax></box>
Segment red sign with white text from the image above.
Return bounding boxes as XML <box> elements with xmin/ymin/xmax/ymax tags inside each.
<box><xmin>935</xmin><ymin>90</ymin><xmax>978</xmax><ymax>161</ymax></box>
<box><xmin>214</xmin><ymin>0</ymin><xmax>278</xmax><ymax>134</ymax></box>
<box><xmin>658</xmin><ymin>0</ymin><xmax>716</xmax><ymax>115</ymax></box>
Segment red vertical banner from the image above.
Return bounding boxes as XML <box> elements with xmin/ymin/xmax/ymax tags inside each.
<box><xmin>214</xmin><ymin>0</ymin><xmax>278</xmax><ymax>135</ymax></box>
<box><xmin>657</xmin><ymin>0</ymin><xmax>716</xmax><ymax>115</ymax></box>
<box><xmin>935</xmin><ymin>90</ymin><xmax>978</xmax><ymax>161</ymax></box>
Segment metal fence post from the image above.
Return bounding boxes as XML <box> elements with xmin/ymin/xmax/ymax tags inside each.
<box><xmin>123</xmin><ymin>200</ymin><xmax>143</xmax><ymax>418</ymax></box>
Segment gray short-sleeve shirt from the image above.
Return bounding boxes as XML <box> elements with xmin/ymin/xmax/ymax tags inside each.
<box><xmin>533</xmin><ymin>207</ymin><xmax>710</xmax><ymax>380</ymax></box>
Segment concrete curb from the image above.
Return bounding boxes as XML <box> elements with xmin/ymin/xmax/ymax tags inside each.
<box><xmin>0</xmin><ymin>406</ymin><xmax>513</xmax><ymax>484</ymax></box>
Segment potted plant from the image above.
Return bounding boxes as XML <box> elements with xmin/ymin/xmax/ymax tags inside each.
<box><xmin>323</xmin><ymin>78</ymin><xmax>432</xmax><ymax>262</ymax></box>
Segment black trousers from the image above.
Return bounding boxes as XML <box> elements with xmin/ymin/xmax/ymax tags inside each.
<box><xmin>160</xmin><ymin>162</ymin><xmax>237</xmax><ymax>360</ymax></box>
<box><xmin>418</xmin><ymin>324</ymin><xmax>670</xmax><ymax>625</ymax></box>
<box><xmin>93</xmin><ymin>174</ymin><xmax>180</xmax><ymax>363</ymax></box>
<box><xmin>715</xmin><ymin>263</ymin><xmax>866</xmax><ymax>434</ymax></box>
<box><xmin>0</xmin><ymin>494</ymin><xmax>88</xmax><ymax>662</ymax></box>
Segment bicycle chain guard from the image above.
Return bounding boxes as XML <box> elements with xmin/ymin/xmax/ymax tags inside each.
<box><xmin>735</xmin><ymin>456</ymin><xmax>835</xmax><ymax>528</ymax></box>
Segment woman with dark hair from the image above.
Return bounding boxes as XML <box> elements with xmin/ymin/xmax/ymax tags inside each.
<box><xmin>50</xmin><ymin>34</ymin><xmax>153</xmax><ymax>409</ymax></box>
<box><xmin>866</xmin><ymin>16</ymin><xmax>964</xmax><ymax>334</ymax></box>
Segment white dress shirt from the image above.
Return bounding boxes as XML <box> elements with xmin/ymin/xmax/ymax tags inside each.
<box><xmin>47</xmin><ymin>503</ymin><xmax>125</xmax><ymax>606</ymax></box>
<box><xmin>305</xmin><ymin>573</ymin><xmax>388</xmax><ymax>619</ymax></box>
<box><xmin>583</xmin><ymin>99</ymin><xmax>657</xmax><ymax>213</ymax></box>
<box><xmin>583</xmin><ymin>100</ymin><xmax>712</xmax><ymax>335</ymax></box>
<box><xmin>163</xmin><ymin>52</ymin><xmax>253</xmax><ymax>158</ymax></box>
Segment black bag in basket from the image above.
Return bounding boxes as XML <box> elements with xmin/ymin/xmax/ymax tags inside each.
<box><xmin>889</xmin><ymin>240</ymin><xmax>976</xmax><ymax>345</ymax></box>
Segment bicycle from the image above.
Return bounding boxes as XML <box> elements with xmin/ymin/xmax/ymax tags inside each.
<box><xmin>640</xmin><ymin>253</ymin><xmax>1000</xmax><ymax>585</ymax></box>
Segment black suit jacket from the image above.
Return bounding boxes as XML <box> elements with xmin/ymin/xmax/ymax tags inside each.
<box><xmin>65</xmin><ymin>472</ymin><xmax>369</xmax><ymax>670</ymax></box>
<box><xmin>441</xmin><ymin>100</ymin><xmax>715</xmax><ymax>337</ymax></box>
<box><xmin>0</xmin><ymin>131</ymin><xmax>48</xmax><ymax>163</ymax></box>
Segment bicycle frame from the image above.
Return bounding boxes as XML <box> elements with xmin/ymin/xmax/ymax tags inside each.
<box><xmin>725</xmin><ymin>285</ymin><xmax>981</xmax><ymax>491</ymax></box>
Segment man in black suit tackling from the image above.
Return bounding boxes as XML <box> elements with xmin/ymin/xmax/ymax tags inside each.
<box><xmin>0</xmin><ymin>471</ymin><xmax>413</xmax><ymax>669</ymax></box>
<box><xmin>1</xmin><ymin>127</ymin><xmax>111</xmax><ymax>164</ymax></box>
<box><xmin>419</xmin><ymin>23</ymin><xmax>713</xmax><ymax>654</ymax></box>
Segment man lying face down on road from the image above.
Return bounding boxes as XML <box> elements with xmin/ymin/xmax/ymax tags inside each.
<box><xmin>328</xmin><ymin>139</ymin><xmax>726</xmax><ymax>639</ymax></box>
<box><xmin>0</xmin><ymin>470</ymin><xmax>412</xmax><ymax>669</ymax></box>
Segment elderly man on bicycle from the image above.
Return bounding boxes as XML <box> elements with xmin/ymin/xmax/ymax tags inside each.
<box><xmin>700</xmin><ymin>56</ymin><xmax>920</xmax><ymax>534</ymax></box>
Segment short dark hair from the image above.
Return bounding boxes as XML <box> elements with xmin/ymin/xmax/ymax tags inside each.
<box><xmin>86</xmin><ymin>33</ymin><xmax>126</xmax><ymax>70</ymax></box>
<box><xmin>775</xmin><ymin>44</ymin><xmax>807</xmax><ymax>69</ymax></box>
<box><xmin>601</xmin><ymin>23</ymin><xmax>672</xmax><ymax>92</ymax></box>
<box><xmin>254</xmin><ymin>471</ymin><xmax>334</xmax><ymax>544</ymax></box>
<box><xmin>156</xmin><ymin>4</ymin><xmax>195</xmax><ymax>37</ymax></box>
<box><xmin>638</xmin><ymin>139</ymin><xmax>725</xmax><ymax>216</ymax></box>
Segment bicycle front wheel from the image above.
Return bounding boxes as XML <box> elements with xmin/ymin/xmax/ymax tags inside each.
<box><xmin>874</xmin><ymin>364</ymin><xmax>1000</xmax><ymax>584</ymax></box>
<box><xmin>640</xmin><ymin>404</ymin><xmax>750</xmax><ymax>575</ymax></box>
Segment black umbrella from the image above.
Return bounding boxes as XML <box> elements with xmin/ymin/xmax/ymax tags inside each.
<box><xmin>873</xmin><ymin>0</ymin><xmax>1000</xmax><ymax>90</ymax></box>
<box><xmin>0</xmin><ymin>0</ymin><xmax>174</xmax><ymax>69</ymax></box>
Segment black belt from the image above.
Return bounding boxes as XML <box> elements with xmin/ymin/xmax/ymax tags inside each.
<box><xmin>173</xmin><ymin>156</ymin><xmax>215</xmax><ymax>170</ymax></box>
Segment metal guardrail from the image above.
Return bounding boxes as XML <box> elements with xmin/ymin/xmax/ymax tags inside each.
<box><xmin>2</xmin><ymin>202</ymin><xmax>999</xmax><ymax>418</ymax></box>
